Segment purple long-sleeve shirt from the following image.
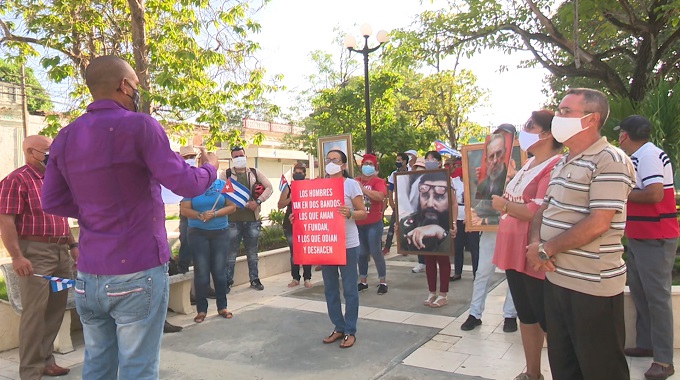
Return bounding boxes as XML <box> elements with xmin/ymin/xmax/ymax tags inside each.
<box><xmin>42</xmin><ymin>100</ymin><xmax>217</xmax><ymax>275</ymax></box>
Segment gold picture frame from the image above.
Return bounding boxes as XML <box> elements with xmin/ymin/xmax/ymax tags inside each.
<box><xmin>318</xmin><ymin>134</ymin><xmax>354</xmax><ymax>178</ymax></box>
<box><xmin>461</xmin><ymin>140</ymin><xmax>526</xmax><ymax>232</ymax></box>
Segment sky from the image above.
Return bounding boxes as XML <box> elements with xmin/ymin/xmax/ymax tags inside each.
<box><xmin>250</xmin><ymin>0</ymin><xmax>550</xmax><ymax>128</ymax></box>
<box><xmin>15</xmin><ymin>0</ymin><xmax>550</xmax><ymax>129</ymax></box>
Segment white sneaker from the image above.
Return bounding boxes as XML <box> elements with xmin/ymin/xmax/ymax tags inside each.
<box><xmin>412</xmin><ymin>263</ymin><xmax>425</xmax><ymax>273</ymax></box>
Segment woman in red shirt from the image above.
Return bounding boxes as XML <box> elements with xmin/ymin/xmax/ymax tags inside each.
<box><xmin>355</xmin><ymin>154</ymin><xmax>389</xmax><ymax>294</ymax></box>
<box><xmin>491</xmin><ymin>110</ymin><xmax>562</xmax><ymax>380</ymax></box>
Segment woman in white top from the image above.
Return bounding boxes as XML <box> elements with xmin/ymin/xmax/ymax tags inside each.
<box><xmin>318</xmin><ymin>149</ymin><xmax>366</xmax><ymax>348</ymax></box>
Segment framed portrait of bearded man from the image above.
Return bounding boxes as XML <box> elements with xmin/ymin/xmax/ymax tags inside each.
<box><xmin>462</xmin><ymin>135</ymin><xmax>526</xmax><ymax>232</ymax></box>
<box><xmin>394</xmin><ymin>168</ymin><xmax>455</xmax><ymax>256</ymax></box>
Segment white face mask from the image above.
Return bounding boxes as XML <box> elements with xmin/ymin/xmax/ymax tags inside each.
<box><xmin>232</xmin><ymin>156</ymin><xmax>247</xmax><ymax>168</ymax></box>
<box><xmin>518</xmin><ymin>130</ymin><xmax>543</xmax><ymax>151</ymax></box>
<box><xmin>185</xmin><ymin>158</ymin><xmax>197</xmax><ymax>167</ymax></box>
<box><xmin>325</xmin><ymin>162</ymin><xmax>343</xmax><ymax>175</ymax></box>
<box><xmin>551</xmin><ymin>115</ymin><xmax>590</xmax><ymax>143</ymax></box>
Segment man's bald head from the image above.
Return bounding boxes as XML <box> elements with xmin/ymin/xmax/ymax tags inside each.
<box><xmin>22</xmin><ymin>135</ymin><xmax>51</xmax><ymax>155</ymax></box>
<box><xmin>23</xmin><ymin>135</ymin><xmax>51</xmax><ymax>171</ymax></box>
<box><xmin>85</xmin><ymin>56</ymin><xmax>139</xmax><ymax>101</ymax></box>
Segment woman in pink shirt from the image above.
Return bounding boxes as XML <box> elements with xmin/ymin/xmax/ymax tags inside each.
<box><xmin>491</xmin><ymin>110</ymin><xmax>562</xmax><ymax>380</ymax></box>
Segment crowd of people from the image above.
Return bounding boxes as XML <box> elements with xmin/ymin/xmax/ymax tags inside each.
<box><xmin>0</xmin><ymin>54</ymin><xmax>677</xmax><ymax>380</ymax></box>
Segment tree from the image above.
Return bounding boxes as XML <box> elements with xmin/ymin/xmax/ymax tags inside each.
<box><xmin>284</xmin><ymin>67</ymin><xmax>443</xmax><ymax>178</ymax></box>
<box><xmin>383</xmin><ymin>18</ymin><xmax>489</xmax><ymax>149</ymax></box>
<box><xmin>420</xmin><ymin>0</ymin><xmax>680</xmax><ymax>103</ymax></box>
<box><xmin>0</xmin><ymin>58</ymin><xmax>52</xmax><ymax>112</ymax></box>
<box><xmin>0</xmin><ymin>0</ymin><xmax>275</xmax><ymax>146</ymax></box>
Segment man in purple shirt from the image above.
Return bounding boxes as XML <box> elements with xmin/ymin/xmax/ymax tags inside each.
<box><xmin>41</xmin><ymin>55</ymin><xmax>218</xmax><ymax>379</ymax></box>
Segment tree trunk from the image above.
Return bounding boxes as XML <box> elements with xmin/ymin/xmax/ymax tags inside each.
<box><xmin>128</xmin><ymin>0</ymin><xmax>151</xmax><ymax>115</ymax></box>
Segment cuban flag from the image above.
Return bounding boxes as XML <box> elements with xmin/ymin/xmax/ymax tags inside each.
<box><xmin>221</xmin><ymin>178</ymin><xmax>250</xmax><ymax>208</ymax></box>
<box><xmin>279</xmin><ymin>174</ymin><xmax>288</xmax><ymax>192</ymax></box>
<box><xmin>434</xmin><ymin>140</ymin><xmax>461</xmax><ymax>157</ymax></box>
<box><xmin>34</xmin><ymin>274</ymin><xmax>75</xmax><ymax>292</ymax></box>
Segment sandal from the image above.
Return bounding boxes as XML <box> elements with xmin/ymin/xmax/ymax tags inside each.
<box><xmin>322</xmin><ymin>331</ymin><xmax>344</xmax><ymax>344</ymax></box>
<box><xmin>193</xmin><ymin>312</ymin><xmax>206</xmax><ymax>323</ymax></box>
<box><xmin>423</xmin><ymin>293</ymin><xmax>437</xmax><ymax>306</ymax></box>
<box><xmin>303</xmin><ymin>280</ymin><xmax>313</xmax><ymax>288</ymax></box>
<box><xmin>288</xmin><ymin>279</ymin><xmax>300</xmax><ymax>288</ymax></box>
<box><xmin>218</xmin><ymin>309</ymin><xmax>233</xmax><ymax>319</ymax></box>
<box><xmin>429</xmin><ymin>295</ymin><xmax>448</xmax><ymax>308</ymax></box>
<box><xmin>339</xmin><ymin>334</ymin><xmax>356</xmax><ymax>348</ymax></box>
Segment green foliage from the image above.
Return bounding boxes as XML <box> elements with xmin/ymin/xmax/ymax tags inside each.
<box><xmin>165</xmin><ymin>214</ymin><xmax>180</xmax><ymax>221</ymax></box>
<box><xmin>0</xmin><ymin>0</ymin><xmax>276</xmax><ymax>147</ymax></box>
<box><xmin>0</xmin><ymin>277</ymin><xmax>6</xmax><ymax>301</ymax></box>
<box><xmin>267</xmin><ymin>209</ymin><xmax>285</xmax><ymax>227</ymax></box>
<box><xmin>421</xmin><ymin>0</ymin><xmax>680</xmax><ymax>103</ymax></box>
<box><xmin>0</xmin><ymin>59</ymin><xmax>52</xmax><ymax>112</ymax></box>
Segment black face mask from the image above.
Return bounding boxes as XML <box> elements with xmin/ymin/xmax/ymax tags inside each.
<box><xmin>125</xmin><ymin>81</ymin><xmax>140</xmax><ymax>112</ymax></box>
<box><xmin>395</xmin><ymin>162</ymin><xmax>403</xmax><ymax>169</ymax></box>
<box><xmin>292</xmin><ymin>173</ymin><xmax>305</xmax><ymax>181</ymax></box>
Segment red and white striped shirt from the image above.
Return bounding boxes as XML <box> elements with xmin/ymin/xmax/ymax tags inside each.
<box><xmin>0</xmin><ymin>164</ymin><xmax>70</xmax><ymax>236</ymax></box>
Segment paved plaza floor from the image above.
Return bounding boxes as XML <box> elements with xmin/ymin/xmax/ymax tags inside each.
<box><xmin>0</xmin><ymin>252</ymin><xmax>676</xmax><ymax>379</ymax></box>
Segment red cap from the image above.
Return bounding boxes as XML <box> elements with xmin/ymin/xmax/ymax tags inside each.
<box><xmin>362</xmin><ymin>153</ymin><xmax>378</xmax><ymax>166</ymax></box>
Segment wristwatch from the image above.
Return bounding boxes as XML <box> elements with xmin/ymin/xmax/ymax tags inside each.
<box><xmin>537</xmin><ymin>243</ymin><xmax>550</xmax><ymax>261</ymax></box>
<box><xmin>256</xmin><ymin>199</ymin><xmax>262</xmax><ymax>205</ymax></box>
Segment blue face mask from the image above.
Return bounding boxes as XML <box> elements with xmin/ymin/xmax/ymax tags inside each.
<box><xmin>361</xmin><ymin>165</ymin><xmax>376</xmax><ymax>176</ymax></box>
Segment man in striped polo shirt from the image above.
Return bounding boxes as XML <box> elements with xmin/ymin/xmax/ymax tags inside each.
<box><xmin>527</xmin><ymin>88</ymin><xmax>635</xmax><ymax>380</ymax></box>
<box><xmin>617</xmin><ymin>115</ymin><xmax>679</xmax><ymax>380</ymax></box>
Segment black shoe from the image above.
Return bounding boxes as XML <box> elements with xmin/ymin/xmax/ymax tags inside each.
<box><xmin>377</xmin><ymin>284</ymin><xmax>388</xmax><ymax>295</ymax></box>
<box><xmin>503</xmin><ymin>317</ymin><xmax>518</xmax><ymax>333</ymax></box>
<box><xmin>177</xmin><ymin>265</ymin><xmax>189</xmax><ymax>274</ymax></box>
<box><xmin>357</xmin><ymin>283</ymin><xmax>369</xmax><ymax>292</ymax></box>
<box><xmin>461</xmin><ymin>315</ymin><xmax>482</xmax><ymax>331</ymax></box>
<box><xmin>449</xmin><ymin>274</ymin><xmax>462</xmax><ymax>282</ymax></box>
<box><xmin>206</xmin><ymin>287</ymin><xmax>216</xmax><ymax>299</ymax></box>
<box><xmin>163</xmin><ymin>320</ymin><xmax>183</xmax><ymax>333</ymax></box>
<box><xmin>250</xmin><ymin>279</ymin><xmax>264</xmax><ymax>291</ymax></box>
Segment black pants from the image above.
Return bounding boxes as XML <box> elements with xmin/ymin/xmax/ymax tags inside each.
<box><xmin>453</xmin><ymin>220</ymin><xmax>480</xmax><ymax>276</ymax></box>
<box><xmin>384</xmin><ymin>213</ymin><xmax>396</xmax><ymax>249</ymax></box>
<box><xmin>544</xmin><ymin>279</ymin><xmax>629</xmax><ymax>380</ymax></box>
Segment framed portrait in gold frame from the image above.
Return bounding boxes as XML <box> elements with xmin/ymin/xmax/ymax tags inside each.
<box><xmin>318</xmin><ymin>134</ymin><xmax>353</xmax><ymax>178</ymax></box>
<box><xmin>461</xmin><ymin>140</ymin><xmax>526</xmax><ymax>232</ymax></box>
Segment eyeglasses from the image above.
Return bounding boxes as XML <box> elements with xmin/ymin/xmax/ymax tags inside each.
<box><xmin>419</xmin><ymin>183</ymin><xmax>448</xmax><ymax>195</ymax></box>
<box><xmin>556</xmin><ymin>108</ymin><xmax>593</xmax><ymax>116</ymax></box>
<box><xmin>325</xmin><ymin>157</ymin><xmax>343</xmax><ymax>164</ymax></box>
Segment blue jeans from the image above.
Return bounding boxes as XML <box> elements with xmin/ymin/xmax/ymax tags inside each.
<box><xmin>177</xmin><ymin>215</ymin><xmax>191</xmax><ymax>272</ymax></box>
<box><xmin>322</xmin><ymin>247</ymin><xmax>359</xmax><ymax>335</ymax></box>
<box><xmin>357</xmin><ymin>221</ymin><xmax>386</xmax><ymax>281</ymax></box>
<box><xmin>284</xmin><ymin>228</ymin><xmax>312</xmax><ymax>281</ymax></box>
<box><xmin>189</xmin><ymin>227</ymin><xmax>229</xmax><ymax>313</ymax></box>
<box><xmin>226</xmin><ymin>221</ymin><xmax>261</xmax><ymax>284</ymax></box>
<box><xmin>74</xmin><ymin>263</ymin><xmax>168</xmax><ymax>380</ymax></box>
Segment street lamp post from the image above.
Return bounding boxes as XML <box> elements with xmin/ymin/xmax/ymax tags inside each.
<box><xmin>344</xmin><ymin>24</ymin><xmax>389</xmax><ymax>154</ymax></box>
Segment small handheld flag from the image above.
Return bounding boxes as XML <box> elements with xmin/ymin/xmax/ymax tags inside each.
<box><xmin>221</xmin><ymin>178</ymin><xmax>250</xmax><ymax>208</ymax></box>
<box><xmin>279</xmin><ymin>174</ymin><xmax>288</xmax><ymax>192</ymax></box>
<box><xmin>434</xmin><ymin>140</ymin><xmax>460</xmax><ymax>157</ymax></box>
<box><xmin>34</xmin><ymin>274</ymin><xmax>75</xmax><ymax>292</ymax></box>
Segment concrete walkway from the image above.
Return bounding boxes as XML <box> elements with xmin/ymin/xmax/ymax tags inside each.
<box><xmin>0</xmin><ymin>253</ymin><xmax>676</xmax><ymax>379</ymax></box>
